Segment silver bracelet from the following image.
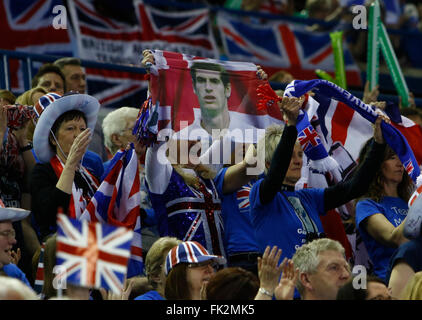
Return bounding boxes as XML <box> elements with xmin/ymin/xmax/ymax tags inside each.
<box><xmin>259</xmin><ymin>287</ymin><xmax>273</xmax><ymax>297</ymax></box>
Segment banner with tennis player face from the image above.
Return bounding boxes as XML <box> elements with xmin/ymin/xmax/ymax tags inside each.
<box><xmin>147</xmin><ymin>50</ymin><xmax>283</xmax><ymax>144</ymax></box>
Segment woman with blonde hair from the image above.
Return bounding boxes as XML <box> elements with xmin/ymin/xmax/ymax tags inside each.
<box><xmin>134</xmin><ymin>236</ymin><xmax>182</xmax><ymax>300</ymax></box>
<box><xmin>15</xmin><ymin>87</ymin><xmax>48</xmax><ymax>142</ymax></box>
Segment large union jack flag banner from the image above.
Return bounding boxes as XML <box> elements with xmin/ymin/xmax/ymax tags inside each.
<box><xmin>216</xmin><ymin>11</ymin><xmax>362</xmax><ymax>87</ymax></box>
<box><xmin>56</xmin><ymin>213</ymin><xmax>134</xmax><ymax>294</ymax></box>
<box><xmin>0</xmin><ymin>0</ymin><xmax>72</xmax><ymax>92</ymax></box>
<box><xmin>80</xmin><ymin>145</ymin><xmax>143</xmax><ymax>278</ymax></box>
<box><xmin>134</xmin><ymin>0</ymin><xmax>218</xmax><ymax>59</ymax></box>
<box><xmin>67</xmin><ymin>0</ymin><xmax>148</xmax><ymax>108</ymax></box>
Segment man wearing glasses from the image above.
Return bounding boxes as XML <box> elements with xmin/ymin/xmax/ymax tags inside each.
<box><xmin>0</xmin><ymin>205</ymin><xmax>31</xmax><ymax>287</ymax></box>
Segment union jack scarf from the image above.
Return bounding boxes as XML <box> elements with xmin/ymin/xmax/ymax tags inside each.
<box><xmin>50</xmin><ymin>155</ymin><xmax>99</xmax><ymax>219</ymax></box>
<box><xmin>284</xmin><ymin>79</ymin><xmax>421</xmax><ymax>184</ymax></box>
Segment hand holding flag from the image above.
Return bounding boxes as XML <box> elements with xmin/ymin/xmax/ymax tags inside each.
<box><xmin>56</xmin><ymin>214</ymin><xmax>134</xmax><ymax>295</ymax></box>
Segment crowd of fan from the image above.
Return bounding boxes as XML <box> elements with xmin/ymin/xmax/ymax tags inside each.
<box><xmin>1</xmin><ymin>3</ymin><xmax>422</xmax><ymax>299</ymax></box>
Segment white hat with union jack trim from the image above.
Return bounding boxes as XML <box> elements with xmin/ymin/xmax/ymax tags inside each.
<box><xmin>33</xmin><ymin>92</ymin><xmax>100</xmax><ymax>163</ymax></box>
<box><xmin>165</xmin><ymin>241</ymin><xmax>226</xmax><ymax>275</ymax></box>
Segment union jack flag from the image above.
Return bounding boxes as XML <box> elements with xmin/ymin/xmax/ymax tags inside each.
<box><xmin>134</xmin><ymin>0</ymin><xmax>219</xmax><ymax>59</ymax></box>
<box><xmin>298</xmin><ymin>126</ymin><xmax>321</xmax><ymax>153</ymax></box>
<box><xmin>67</xmin><ymin>0</ymin><xmax>148</xmax><ymax>108</ymax></box>
<box><xmin>56</xmin><ymin>213</ymin><xmax>134</xmax><ymax>294</ymax></box>
<box><xmin>0</xmin><ymin>0</ymin><xmax>72</xmax><ymax>92</ymax></box>
<box><xmin>33</xmin><ymin>243</ymin><xmax>46</xmax><ymax>296</ymax></box>
<box><xmin>216</xmin><ymin>11</ymin><xmax>362</xmax><ymax>86</ymax></box>
<box><xmin>404</xmin><ymin>159</ymin><xmax>415</xmax><ymax>176</ymax></box>
<box><xmin>80</xmin><ymin>145</ymin><xmax>143</xmax><ymax>278</ymax></box>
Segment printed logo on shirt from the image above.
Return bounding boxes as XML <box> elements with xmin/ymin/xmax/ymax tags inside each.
<box><xmin>236</xmin><ymin>182</ymin><xmax>254</xmax><ymax>214</ymax></box>
<box><xmin>390</xmin><ymin>206</ymin><xmax>408</xmax><ymax>216</ymax></box>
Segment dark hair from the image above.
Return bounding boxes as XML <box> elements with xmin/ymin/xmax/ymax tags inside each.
<box><xmin>54</xmin><ymin>57</ymin><xmax>82</xmax><ymax>70</ymax></box>
<box><xmin>206</xmin><ymin>267</ymin><xmax>259</xmax><ymax>300</ymax></box>
<box><xmin>356</xmin><ymin>138</ymin><xmax>413</xmax><ymax>203</ymax></box>
<box><xmin>164</xmin><ymin>263</ymin><xmax>191</xmax><ymax>300</ymax></box>
<box><xmin>401</xmin><ymin>107</ymin><xmax>422</xmax><ymax>119</ymax></box>
<box><xmin>31</xmin><ymin>63</ymin><xmax>66</xmax><ymax>92</ymax></box>
<box><xmin>336</xmin><ymin>276</ymin><xmax>387</xmax><ymax>300</ymax></box>
<box><xmin>48</xmin><ymin>110</ymin><xmax>87</xmax><ymax>151</ymax></box>
<box><xmin>190</xmin><ymin>61</ymin><xmax>230</xmax><ymax>89</ymax></box>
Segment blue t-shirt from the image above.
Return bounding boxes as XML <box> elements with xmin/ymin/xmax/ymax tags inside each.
<box><xmin>214</xmin><ymin>167</ymin><xmax>260</xmax><ymax>255</ymax></box>
<box><xmin>2</xmin><ymin>263</ymin><xmax>31</xmax><ymax>287</ymax></box>
<box><xmin>386</xmin><ymin>237</ymin><xmax>422</xmax><ymax>283</ymax></box>
<box><xmin>249</xmin><ymin>179</ymin><xmax>326</xmax><ymax>262</ymax></box>
<box><xmin>81</xmin><ymin>150</ymin><xmax>104</xmax><ymax>180</ymax></box>
<box><xmin>134</xmin><ymin>290</ymin><xmax>164</xmax><ymax>300</ymax></box>
<box><xmin>355</xmin><ymin>196</ymin><xmax>408</xmax><ymax>281</ymax></box>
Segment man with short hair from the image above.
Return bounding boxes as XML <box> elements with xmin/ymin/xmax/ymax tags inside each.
<box><xmin>54</xmin><ymin>57</ymin><xmax>86</xmax><ymax>94</ymax></box>
<box><xmin>292</xmin><ymin>238</ymin><xmax>351</xmax><ymax>300</ymax></box>
<box><xmin>31</xmin><ymin>64</ymin><xmax>65</xmax><ymax>95</ymax></box>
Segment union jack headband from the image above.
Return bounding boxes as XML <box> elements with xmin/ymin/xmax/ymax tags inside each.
<box><xmin>165</xmin><ymin>241</ymin><xmax>226</xmax><ymax>275</ymax></box>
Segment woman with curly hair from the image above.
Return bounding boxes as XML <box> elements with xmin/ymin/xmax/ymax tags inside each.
<box><xmin>355</xmin><ymin>140</ymin><xmax>414</xmax><ymax>282</ymax></box>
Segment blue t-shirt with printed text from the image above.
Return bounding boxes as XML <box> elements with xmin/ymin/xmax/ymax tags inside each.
<box><xmin>213</xmin><ymin>167</ymin><xmax>259</xmax><ymax>255</ymax></box>
<box><xmin>355</xmin><ymin>196</ymin><xmax>408</xmax><ymax>281</ymax></box>
<box><xmin>249</xmin><ymin>179</ymin><xmax>326</xmax><ymax>262</ymax></box>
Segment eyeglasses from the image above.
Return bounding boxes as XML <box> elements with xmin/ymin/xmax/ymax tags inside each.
<box><xmin>187</xmin><ymin>260</ymin><xmax>219</xmax><ymax>271</ymax></box>
<box><xmin>0</xmin><ymin>230</ymin><xmax>16</xmax><ymax>240</ymax></box>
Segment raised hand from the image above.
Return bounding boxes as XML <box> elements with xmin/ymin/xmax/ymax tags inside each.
<box><xmin>243</xmin><ymin>143</ymin><xmax>257</xmax><ymax>168</ymax></box>
<box><xmin>141</xmin><ymin>50</ymin><xmax>155</xmax><ymax>68</ymax></box>
<box><xmin>399</xmin><ymin>92</ymin><xmax>416</xmax><ymax>109</ymax></box>
<box><xmin>65</xmin><ymin>128</ymin><xmax>92</xmax><ymax>168</ymax></box>
<box><xmin>274</xmin><ymin>259</ymin><xmax>299</xmax><ymax>300</ymax></box>
<box><xmin>257</xmin><ymin>245</ymin><xmax>283</xmax><ymax>298</ymax></box>
<box><xmin>373</xmin><ymin>113</ymin><xmax>391</xmax><ymax>144</ymax></box>
<box><xmin>99</xmin><ymin>280</ymin><xmax>133</xmax><ymax>300</ymax></box>
<box><xmin>10</xmin><ymin>248</ymin><xmax>21</xmax><ymax>265</ymax></box>
<box><xmin>256</xmin><ymin>65</ymin><xmax>268</xmax><ymax>80</ymax></box>
<box><xmin>363</xmin><ymin>81</ymin><xmax>379</xmax><ymax>104</ymax></box>
<box><xmin>278</xmin><ymin>96</ymin><xmax>304</xmax><ymax>126</ymax></box>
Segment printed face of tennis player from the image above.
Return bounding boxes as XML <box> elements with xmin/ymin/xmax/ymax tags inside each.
<box><xmin>193</xmin><ymin>69</ymin><xmax>231</xmax><ymax>119</ymax></box>
<box><xmin>0</xmin><ymin>221</ymin><xmax>16</xmax><ymax>268</ymax></box>
<box><xmin>53</xmin><ymin>117</ymin><xmax>87</xmax><ymax>157</ymax></box>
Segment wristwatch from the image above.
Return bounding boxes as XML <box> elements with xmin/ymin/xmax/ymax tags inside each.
<box><xmin>258</xmin><ymin>287</ymin><xmax>273</xmax><ymax>297</ymax></box>
<box><xmin>19</xmin><ymin>141</ymin><xmax>33</xmax><ymax>153</ymax></box>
